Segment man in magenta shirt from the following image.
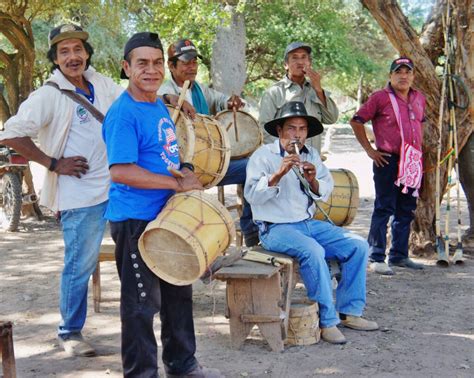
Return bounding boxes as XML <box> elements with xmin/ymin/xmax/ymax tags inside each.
<box><xmin>350</xmin><ymin>57</ymin><xmax>426</xmax><ymax>275</ymax></box>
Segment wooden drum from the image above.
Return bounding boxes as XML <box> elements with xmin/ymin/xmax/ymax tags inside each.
<box><xmin>138</xmin><ymin>191</ymin><xmax>235</xmax><ymax>286</ymax></box>
<box><xmin>214</xmin><ymin>110</ymin><xmax>263</xmax><ymax>159</ymax></box>
<box><xmin>169</xmin><ymin>105</ymin><xmax>231</xmax><ymax>188</ymax></box>
<box><xmin>314</xmin><ymin>168</ymin><xmax>359</xmax><ymax>226</ymax></box>
<box><xmin>286</xmin><ymin>301</ymin><xmax>320</xmax><ymax>346</ymax></box>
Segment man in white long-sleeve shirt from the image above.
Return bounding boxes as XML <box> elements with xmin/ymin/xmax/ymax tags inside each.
<box><xmin>0</xmin><ymin>24</ymin><xmax>124</xmax><ymax>357</ymax></box>
<box><xmin>245</xmin><ymin>101</ymin><xmax>378</xmax><ymax>344</ymax></box>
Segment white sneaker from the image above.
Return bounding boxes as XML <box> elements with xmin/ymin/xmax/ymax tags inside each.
<box><xmin>369</xmin><ymin>262</ymin><xmax>394</xmax><ymax>276</ymax></box>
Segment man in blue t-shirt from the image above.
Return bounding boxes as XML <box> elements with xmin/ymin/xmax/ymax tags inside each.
<box><xmin>103</xmin><ymin>32</ymin><xmax>221</xmax><ymax>378</ymax></box>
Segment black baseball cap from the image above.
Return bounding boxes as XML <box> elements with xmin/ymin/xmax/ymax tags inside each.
<box><xmin>167</xmin><ymin>39</ymin><xmax>203</xmax><ymax>62</ymax></box>
<box><xmin>390</xmin><ymin>57</ymin><xmax>414</xmax><ymax>72</ymax></box>
<box><xmin>48</xmin><ymin>24</ymin><xmax>88</xmax><ymax>48</ymax></box>
<box><xmin>284</xmin><ymin>42</ymin><xmax>312</xmax><ymax>61</ymax></box>
<box><xmin>121</xmin><ymin>32</ymin><xmax>164</xmax><ymax>79</ymax></box>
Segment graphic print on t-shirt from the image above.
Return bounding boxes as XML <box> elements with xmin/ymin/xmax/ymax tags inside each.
<box><xmin>157</xmin><ymin>116</ymin><xmax>179</xmax><ymax>170</ymax></box>
<box><xmin>76</xmin><ymin>105</ymin><xmax>91</xmax><ymax>124</ymax></box>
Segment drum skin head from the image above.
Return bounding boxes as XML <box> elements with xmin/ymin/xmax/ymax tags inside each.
<box><xmin>138</xmin><ymin>191</ymin><xmax>235</xmax><ymax>285</ymax></box>
<box><xmin>168</xmin><ymin>105</ymin><xmax>231</xmax><ymax>188</ymax></box>
<box><xmin>215</xmin><ymin>110</ymin><xmax>263</xmax><ymax>159</ymax></box>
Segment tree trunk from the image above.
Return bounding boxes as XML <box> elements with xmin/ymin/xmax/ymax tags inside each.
<box><xmin>0</xmin><ymin>8</ymin><xmax>41</xmax><ymax>219</ymax></box>
<box><xmin>211</xmin><ymin>6</ymin><xmax>247</xmax><ymax>96</ymax></box>
<box><xmin>360</xmin><ymin>0</ymin><xmax>472</xmax><ymax>255</ymax></box>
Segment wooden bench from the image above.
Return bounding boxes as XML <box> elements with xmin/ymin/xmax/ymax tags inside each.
<box><xmin>214</xmin><ymin>247</ymin><xmax>296</xmax><ymax>352</ymax></box>
<box><xmin>0</xmin><ymin>321</ymin><xmax>16</xmax><ymax>378</ymax></box>
<box><xmin>92</xmin><ymin>242</ymin><xmax>116</xmax><ymax>313</ymax></box>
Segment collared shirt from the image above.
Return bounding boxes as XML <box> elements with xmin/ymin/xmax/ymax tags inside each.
<box><xmin>158</xmin><ymin>77</ymin><xmax>229</xmax><ymax>115</ymax></box>
<box><xmin>258</xmin><ymin>75</ymin><xmax>339</xmax><ymax>146</ymax></box>
<box><xmin>244</xmin><ymin>140</ymin><xmax>333</xmax><ymax>224</ymax></box>
<box><xmin>352</xmin><ymin>85</ymin><xmax>426</xmax><ymax>154</ymax></box>
<box><xmin>0</xmin><ymin>67</ymin><xmax>124</xmax><ymax>211</ymax></box>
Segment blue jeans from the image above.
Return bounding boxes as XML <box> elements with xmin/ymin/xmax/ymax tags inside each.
<box><xmin>259</xmin><ymin>219</ymin><xmax>368</xmax><ymax>328</ymax></box>
<box><xmin>58</xmin><ymin>201</ymin><xmax>107</xmax><ymax>336</ymax></box>
<box><xmin>368</xmin><ymin>155</ymin><xmax>418</xmax><ymax>264</ymax></box>
<box><xmin>218</xmin><ymin>158</ymin><xmax>258</xmax><ymax>237</ymax></box>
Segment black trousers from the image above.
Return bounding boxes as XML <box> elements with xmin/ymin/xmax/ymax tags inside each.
<box><xmin>111</xmin><ymin>219</ymin><xmax>198</xmax><ymax>378</ymax></box>
<box><xmin>367</xmin><ymin>155</ymin><xmax>418</xmax><ymax>263</ymax></box>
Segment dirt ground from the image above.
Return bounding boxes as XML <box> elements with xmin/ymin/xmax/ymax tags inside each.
<box><xmin>1</xmin><ymin>126</ymin><xmax>473</xmax><ymax>377</ymax></box>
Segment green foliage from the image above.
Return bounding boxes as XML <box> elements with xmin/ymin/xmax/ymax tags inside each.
<box><xmin>1</xmin><ymin>0</ymin><xmax>433</xmax><ymax>100</ymax></box>
<box><xmin>132</xmin><ymin>0</ymin><xmax>229</xmax><ymax>72</ymax></box>
<box><xmin>244</xmin><ymin>0</ymin><xmax>394</xmax><ymax>99</ymax></box>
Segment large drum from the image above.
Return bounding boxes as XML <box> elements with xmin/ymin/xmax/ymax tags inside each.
<box><xmin>169</xmin><ymin>105</ymin><xmax>231</xmax><ymax>188</ymax></box>
<box><xmin>314</xmin><ymin>169</ymin><xmax>359</xmax><ymax>226</ymax></box>
<box><xmin>138</xmin><ymin>191</ymin><xmax>235</xmax><ymax>286</ymax></box>
<box><xmin>214</xmin><ymin>110</ymin><xmax>263</xmax><ymax>159</ymax></box>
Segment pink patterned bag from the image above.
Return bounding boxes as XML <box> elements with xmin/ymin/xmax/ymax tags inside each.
<box><xmin>388</xmin><ymin>92</ymin><xmax>423</xmax><ymax>197</ymax></box>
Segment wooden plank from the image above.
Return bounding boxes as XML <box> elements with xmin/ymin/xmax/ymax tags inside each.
<box><xmin>251</xmin><ymin>274</ymin><xmax>285</xmax><ymax>352</ymax></box>
<box><xmin>214</xmin><ymin>259</ymin><xmax>280</xmax><ymax>280</ymax></box>
<box><xmin>227</xmin><ymin>280</ymin><xmax>254</xmax><ymax>349</ymax></box>
<box><xmin>0</xmin><ymin>321</ymin><xmax>17</xmax><ymax>378</ymax></box>
<box><xmin>240</xmin><ymin>314</ymin><xmax>281</xmax><ymax>323</ymax></box>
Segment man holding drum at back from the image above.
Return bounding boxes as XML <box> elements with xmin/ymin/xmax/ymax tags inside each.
<box><xmin>102</xmin><ymin>32</ymin><xmax>221</xmax><ymax>378</ymax></box>
<box><xmin>159</xmin><ymin>38</ymin><xmax>260</xmax><ymax>247</ymax></box>
<box><xmin>245</xmin><ymin>101</ymin><xmax>378</xmax><ymax>345</ymax></box>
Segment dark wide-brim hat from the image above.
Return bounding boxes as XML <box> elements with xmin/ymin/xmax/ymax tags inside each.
<box><xmin>264</xmin><ymin>101</ymin><xmax>323</xmax><ymax>138</ymax></box>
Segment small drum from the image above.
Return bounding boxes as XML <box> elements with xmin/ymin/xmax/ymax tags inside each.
<box><xmin>214</xmin><ymin>110</ymin><xmax>263</xmax><ymax>159</ymax></box>
<box><xmin>138</xmin><ymin>191</ymin><xmax>235</xmax><ymax>286</ymax></box>
<box><xmin>169</xmin><ymin>105</ymin><xmax>231</xmax><ymax>188</ymax></box>
<box><xmin>286</xmin><ymin>300</ymin><xmax>320</xmax><ymax>346</ymax></box>
<box><xmin>314</xmin><ymin>169</ymin><xmax>359</xmax><ymax>226</ymax></box>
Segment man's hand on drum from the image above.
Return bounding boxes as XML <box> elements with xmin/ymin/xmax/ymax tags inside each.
<box><xmin>176</xmin><ymin>169</ymin><xmax>203</xmax><ymax>192</ymax></box>
<box><xmin>166</xmin><ymin>94</ymin><xmax>197</xmax><ymax>120</ymax></box>
<box><xmin>227</xmin><ymin>95</ymin><xmax>244</xmax><ymax>110</ymax></box>
<box><xmin>180</xmin><ymin>100</ymin><xmax>197</xmax><ymax>119</ymax></box>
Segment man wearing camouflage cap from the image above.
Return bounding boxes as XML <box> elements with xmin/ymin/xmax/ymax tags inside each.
<box><xmin>159</xmin><ymin>38</ymin><xmax>260</xmax><ymax>247</ymax></box>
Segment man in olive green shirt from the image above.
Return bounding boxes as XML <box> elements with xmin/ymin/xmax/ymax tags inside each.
<box><xmin>259</xmin><ymin>42</ymin><xmax>339</xmax><ymax>151</ymax></box>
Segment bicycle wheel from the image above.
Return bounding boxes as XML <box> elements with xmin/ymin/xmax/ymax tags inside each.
<box><xmin>1</xmin><ymin>172</ymin><xmax>22</xmax><ymax>231</ymax></box>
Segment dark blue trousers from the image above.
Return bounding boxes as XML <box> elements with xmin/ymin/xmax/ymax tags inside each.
<box><xmin>111</xmin><ymin>220</ymin><xmax>198</xmax><ymax>378</ymax></box>
<box><xmin>368</xmin><ymin>154</ymin><xmax>418</xmax><ymax>263</ymax></box>
<box><xmin>218</xmin><ymin>158</ymin><xmax>258</xmax><ymax>237</ymax></box>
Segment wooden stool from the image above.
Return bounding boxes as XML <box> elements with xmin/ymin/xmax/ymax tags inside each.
<box><xmin>214</xmin><ymin>249</ymin><xmax>296</xmax><ymax>352</ymax></box>
<box><xmin>92</xmin><ymin>243</ymin><xmax>116</xmax><ymax>313</ymax></box>
<box><xmin>217</xmin><ymin>184</ymin><xmax>244</xmax><ymax>246</ymax></box>
<box><xmin>0</xmin><ymin>321</ymin><xmax>16</xmax><ymax>378</ymax></box>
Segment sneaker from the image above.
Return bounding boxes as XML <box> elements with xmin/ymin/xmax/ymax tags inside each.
<box><xmin>320</xmin><ymin>326</ymin><xmax>347</xmax><ymax>344</ymax></box>
<box><xmin>389</xmin><ymin>258</ymin><xmax>424</xmax><ymax>270</ymax></box>
<box><xmin>166</xmin><ymin>365</ymin><xmax>223</xmax><ymax>378</ymax></box>
<box><xmin>58</xmin><ymin>333</ymin><xmax>96</xmax><ymax>357</ymax></box>
<box><xmin>340</xmin><ymin>315</ymin><xmax>379</xmax><ymax>331</ymax></box>
<box><xmin>369</xmin><ymin>262</ymin><xmax>394</xmax><ymax>276</ymax></box>
<box><xmin>244</xmin><ymin>231</ymin><xmax>259</xmax><ymax>248</ymax></box>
